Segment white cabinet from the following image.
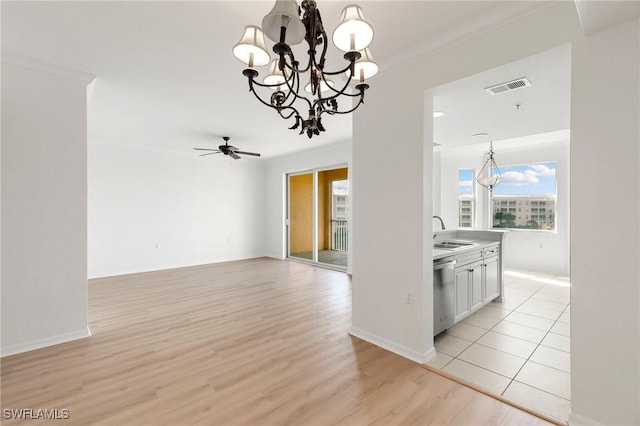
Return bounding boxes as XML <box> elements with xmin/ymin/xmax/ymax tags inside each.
<box><xmin>454</xmin><ymin>267</ymin><xmax>471</xmax><ymax>322</ymax></box>
<box><xmin>483</xmin><ymin>255</ymin><xmax>500</xmax><ymax>303</ymax></box>
<box><xmin>470</xmin><ymin>264</ymin><xmax>484</xmax><ymax>312</ymax></box>
<box><xmin>453</xmin><ymin>248</ymin><xmax>483</xmax><ymax>322</ymax></box>
<box><xmin>450</xmin><ymin>243</ymin><xmax>501</xmax><ymax>324</ymax></box>
<box><xmin>455</xmin><ymin>260</ymin><xmax>483</xmax><ymax>322</ymax></box>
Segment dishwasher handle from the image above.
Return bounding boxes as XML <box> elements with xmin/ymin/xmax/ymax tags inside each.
<box><xmin>434</xmin><ymin>257</ymin><xmax>456</xmax><ymax>270</ymax></box>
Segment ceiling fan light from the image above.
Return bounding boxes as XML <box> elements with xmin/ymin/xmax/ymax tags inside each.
<box><xmin>263</xmin><ymin>59</ymin><xmax>291</xmax><ymax>89</ymax></box>
<box><xmin>332</xmin><ymin>5</ymin><xmax>374</xmax><ymax>52</ymax></box>
<box><xmin>232</xmin><ymin>25</ymin><xmax>270</xmax><ymax>68</ymax></box>
<box><xmin>349</xmin><ymin>47</ymin><xmax>378</xmax><ymax>81</ymax></box>
<box><xmin>262</xmin><ymin>0</ymin><xmax>306</xmax><ymax>45</ymax></box>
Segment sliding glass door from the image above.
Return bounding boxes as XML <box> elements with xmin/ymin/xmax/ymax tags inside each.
<box><xmin>287</xmin><ymin>166</ymin><xmax>349</xmax><ymax>269</ymax></box>
<box><xmin>288</xmin><ymin>172</ymin><xmax>314</xmax><ymax>261</ymax></box>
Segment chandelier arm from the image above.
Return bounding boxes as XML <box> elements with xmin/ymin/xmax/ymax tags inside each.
<box><xmin>316</xmin><ymin>10</ymin><xmax>329</xmax><ymax>72</ymax></box>
<box><xmin>319</xmin><ymin>62</ymin><xmax>356</xmax><ymax>77</ymax></box>
<box><xmin>248</xmin><ymin>87</ymin><xmax>280</xmax><ymax>110</ymax></box>
<box><xmin>279</xmin><ymin>71</ymin><xmax>313</xmax><ymax>111</ymax></box>
<box><xmin>276</xmin><ymin>106</ymin><xmax>299</xmax><ymax>120</ymax></box>
<box><xmin>250</xmin><ymin>70</ymin><xmax>297</xmax><ymax>102</ymax></box>
<box><xmin>248</xmin><ymin>82</ymin><xmax>303</xmax><ymax>126</ymax></box>
<box><xmin>313</xmin><ymin>73</ymin><xmax>361</xmax><ymax>109</ymax></box>
<box><xmin>321</xmin><ymin>95</ymin><xmax>365</xmax><ymax>116</ymax></box>
<box><xmin>247</xmin><ymin>78</ymin><xmax>291</xmax><ymax>111</ymax></box>
<box><xmin>281</xmin><ymin>54</ymin><xmax>313</xmax><ymax>74</ymax></box>
<box><xmin>249</xmin><ymin>85</ymin><xmax>299</xmax><ymax>117</ymax></box>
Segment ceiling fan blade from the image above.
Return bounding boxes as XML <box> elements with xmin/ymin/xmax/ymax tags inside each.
<box><xmin>194</xmin><ymin>148</ymin><xmax>220</xmax><ymax>151</ymax></box>
<box><xmin>234</xmin><ymin>151</ymin><xmax>261</xmax><ymax>157</ymax></box>
<box><xmin>229</xmin><ymin>151</ymin><xmax>241</xmax><ymax>160</ymax></box>
<box><xmin>199</xmin><ymin>152</ymin><xmax>221</xmax><ymax>157</ymax></box>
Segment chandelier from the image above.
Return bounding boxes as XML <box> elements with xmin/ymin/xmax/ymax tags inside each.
<box><xmin>476</xmin><ymin>142</ymin><xmax>503</xmax><ymax>191</ymax></box>
<box><xmin>232</xmin><ymin>0</ymin><xmax>378</xmax><ymax>138</ymax></box>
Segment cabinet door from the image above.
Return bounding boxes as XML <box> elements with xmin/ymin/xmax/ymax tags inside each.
<box><xmin>470</xmin><ymin>262</ymin><xmax>484</xmax><ymax>312</ymax></box>
<box><xmin>454</xmin><ymin>268</ymin><xmax>471</xmax><ymax>322</ymax></box>
<box><xmin>484</xmin><ymin>256</ymin><xmax>500</xmax><ymax>303</ymax></box>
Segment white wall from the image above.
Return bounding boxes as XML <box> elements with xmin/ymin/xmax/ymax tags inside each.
<box><xmin>264</xmin><ymin>141</ymin><xmax>351</xmax><ymax>269</ymax></box>
<box><xmin>88</xmin><ymin>139</ymin><xmax>266</xmax><ymax>278</ymax></box>
<box><xmin>352</xmin><ymin>0</ymin><xmax>583</xmax><ymax>366</ymax></box>
<box><xmin>439</xmin><ymin>138</ymin><xmax>570</xmax><ymax>275</ymax></box>
<box><xmin>570</xmin><ymin>18</ymin><xmax>639</xmax><ymax>426</ymax></box>
<box><xmin>351</xmin><ymin>71</ymin><xmax>432</xmax><ymax>362</ymax></box>
<box><xmin>1</xmin><ymin>58</ymin><xmax>94</xmax><ymax>356</ymax></box>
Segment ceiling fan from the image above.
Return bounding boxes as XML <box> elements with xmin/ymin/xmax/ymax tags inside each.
<box><xmin>193</xmin><ymin>136</ymin><xmax>261</xmax><ymax>160</ymax></box>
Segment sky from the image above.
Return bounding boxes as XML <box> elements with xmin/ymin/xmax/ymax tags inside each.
<box><xmin>459</xmin><ymin>162</ymin><xmax>557</xmax><ymax>196</ymax></box>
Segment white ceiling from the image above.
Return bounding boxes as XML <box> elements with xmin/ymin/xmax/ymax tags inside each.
<box><xmin>2</xmin><ymin>1</ymin><xmax>567</xmax><ymax>158</ymax></box>
<box><xmin>432</xmin><ymin>43</ymin><xmax>572</xmax><ymax>148</ymax></box>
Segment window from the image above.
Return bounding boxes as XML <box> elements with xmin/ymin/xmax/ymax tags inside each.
<box><xmin>458</xmin><ymin>169</ymin><xmax>475</xmax><ymax>228</ymax></box>
<box><xmin>491</xmin><ymin>162</ymin><xmax>557</xmax><ymax>231</ymax></box>
<box><xmin>332</xmin><ymin>180</ymin><xmax>349</xmax><ymax>221</ymax></box>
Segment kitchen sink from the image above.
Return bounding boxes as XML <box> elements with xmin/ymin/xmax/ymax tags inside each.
<box><xmin>433</xmin><ymin>240</ymin><xmax>476</xmax><ymax>250</ymax></box>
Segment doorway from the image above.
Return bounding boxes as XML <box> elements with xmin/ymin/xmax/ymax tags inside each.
<box><xmin>429</xmin><ymin>44</ymin><xmax>572</xmax><ymax>422</ymax></box>
<box><xmin>287</xmin><ymin>166</ymin><xmax>349</xmax><ymax>270</ymax></box>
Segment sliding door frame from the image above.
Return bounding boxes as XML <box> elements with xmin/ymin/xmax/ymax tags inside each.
<box><xmin>286</xmin><ymin>163</ymin><xmax>348</xmax><ymax>270</ymax></box>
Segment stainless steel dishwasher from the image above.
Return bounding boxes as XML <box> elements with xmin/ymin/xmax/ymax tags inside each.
<box><xmin>433</xmin><ymin>256</ymin><xmax>456</xmax><ymax>336</ymax></box>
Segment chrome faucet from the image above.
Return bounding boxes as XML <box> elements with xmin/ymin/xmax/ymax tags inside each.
<box><xmin>433</xmin><ymin>215</ymin><xmax>446</xmax><ymax>231</ymax></box>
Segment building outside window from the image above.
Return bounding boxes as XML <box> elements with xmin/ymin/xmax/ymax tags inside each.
<box><xmin>491</xmin><ymin>162</ymin><xmax>557</xmax><ymax>230</ymax></box>
<box><xmin>458</xmin><ymin>168</ymin><xmax>475</xmax><ymax>228</ymax></box>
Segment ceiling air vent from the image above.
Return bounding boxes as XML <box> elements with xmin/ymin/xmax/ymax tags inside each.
<box><xmin>485</xmin><ymin>77</ymin><xmax>531</xmax><ymax>96</ymax></box>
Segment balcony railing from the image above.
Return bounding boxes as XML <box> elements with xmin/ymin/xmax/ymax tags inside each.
<box><xmin>331</xmin><ymin>220</ymin><xmax>348</xmax><ymax>252</ymax></box>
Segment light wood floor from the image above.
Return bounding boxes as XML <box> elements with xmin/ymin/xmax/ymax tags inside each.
<box><xmin>1</xmin><ymin>258</ymin><xmax>552</xmax><ymax>425</ymax></box>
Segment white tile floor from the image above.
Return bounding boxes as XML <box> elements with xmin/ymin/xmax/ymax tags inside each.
<box><xmin>427</xmin><ymin>269</ymin><xmax>571</xmax><ymax>422</ymax></box>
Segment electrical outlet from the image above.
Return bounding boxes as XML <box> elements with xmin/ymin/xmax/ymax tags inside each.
<box><xmin>405</xmin><ymin>291</ymin><xmax>414</xmax><ymax>305</ymax></box>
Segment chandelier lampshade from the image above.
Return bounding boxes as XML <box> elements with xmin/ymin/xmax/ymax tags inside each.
<box><xmin>261</xmin><ymin>0</ymin><xmax>306</xmax><ymax>45</ymax></box>
<box><xmin>232</xmin><ymin>25</ymin><xmax>270</xmax><ymax>68</ymax></box>
<box><xmin>332</xmin><ymin>5</ymin><xmax>374</xmax><ymax>52</ymax></box>
<box><xmin>263</xmin><ymin>59</ymin><xmax>291</xmax><ymax>89</ymax></box>
<box><xmin>351</xmin><ymin>48</ymin><xmax>379</xmax><ymax>82</ymax></box>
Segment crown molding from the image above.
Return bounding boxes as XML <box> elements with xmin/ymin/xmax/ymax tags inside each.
<box><xmin>376</xmin><ymin>1</ymin><xmax>557</xmax><ymax>79</ymax></box>
<box><xmin>1</xmin><ymin>52</ymin><xmax>96</xmax><ymax>85</ymax></box>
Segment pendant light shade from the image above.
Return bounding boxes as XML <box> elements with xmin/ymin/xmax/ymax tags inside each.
<box><xmin>477</xmin><ymin>175</ymin><xmax>502</xmax><ymax>188</ymax></box>
<box><xmin>332</xmin><ymin>5</ymin><xmax>374</xmax><ymax>52</ymax></box>
<box><xmin>262</xmin><ymin>0</ymin><xmax>306</xmax><ymax>45</ymax></box>
<box><xmin>232</xmin><ymin>25</ymin><xmax>270</xmax><ymax>68</ymax></box>
<box><xmin>263</xmin><ymin>59</ymin><xmax>291</xmax><ymax>89</ymax></box>
<box><xmin>350</xmin><ymin>48</ymin><xmax>378</xmax><ymax>81</ymax></box>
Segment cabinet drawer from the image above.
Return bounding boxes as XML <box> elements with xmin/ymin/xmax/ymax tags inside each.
<box><xmin>483</xmin><ymin>245</ymin><xmax>500</xmax><ymax>258</ymax></box>
<box><xmin>455</xmin><ymin>249</ymin><xmax>483</xmax><ymax>267</ymax></box>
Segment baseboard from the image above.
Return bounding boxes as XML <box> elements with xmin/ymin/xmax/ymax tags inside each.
<box><xmin>349</xmin><ymin>326</ymin><xmax>433</xmax><ymax>364</ymax></box>
<box><xmin>568</xmin><ymin>412</ymin><xmax>606</xmax><ymax>426</ymax></box>
<box><xmin>1</xmin><ymin>327</ymin><xmax>92</xmax><ymax>357</ymax></box>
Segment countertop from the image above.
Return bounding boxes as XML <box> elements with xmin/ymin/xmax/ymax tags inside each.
<box><xmin>432</xmin><ymin>229</ymin><xmax>506</xmax><ymax>260</ymax></box>
<box><xmin>433</xmin><ymin>239</ymin><xmax>499</xmax><ymax>260</ymax></box>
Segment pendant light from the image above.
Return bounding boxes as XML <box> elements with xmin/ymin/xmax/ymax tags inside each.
<box><xmin>476</xmin><ymin>142</ymin><xmax>502</xmax><ymax>191</ymax></box>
